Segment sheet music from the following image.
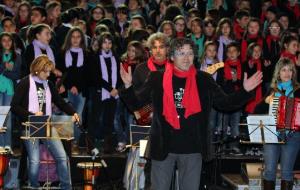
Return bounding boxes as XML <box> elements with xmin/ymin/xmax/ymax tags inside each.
<box><xmin>139</xmin><ymin>140</ymin><xmax>148</xmax><ymax>157</ymax></box>
<box><xmin>0</xmin><ymin>115</ymin><xmax>7</xmax><ymax>127</ymax></box>
<box><xmin>0</xmin><ymin>106</ymin><xmax>10</xmax><ymax>115</ymax></box>
<box><xmin>247</xmin><ymin>115</ymin><xmax>278</xmax><ymax>143</ymax></box>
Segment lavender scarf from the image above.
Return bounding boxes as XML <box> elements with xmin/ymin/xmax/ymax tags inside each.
<box><xmin>32</xmin><ymin>39</ymin><xmax>55</xmax><ymax>64</ymax></box>
<box><xmin>28</xmin><ymin>75</ymin><xmax>52</xmax><ymax>115</ymax></box>
<box><xmin>201</xmin><ymin>58</ymin><xmax>218</xmax><ymax>80</ymax></box>
<box><xmin>217</xmin><ymin>36</ymin><xmax>233</xmax><ymax>61</ymax></box>
<box><xmin>100</xmin><ymin>50</ymin><xmax>118</xmax><ymax>100</ymax></box>
<box><xmin>65</xmin><ymin>47</ymin><xmax>84</xmax><ymax>68</ymax></box>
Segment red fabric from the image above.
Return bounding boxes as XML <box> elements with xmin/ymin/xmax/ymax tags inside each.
<box><xmin>176</xmin><ymin>32</ymin><xmax>185</xmax><ymax>38</ymax></box>
<box><xmin>89</xmin><ymin>20</ymin><xmax>97</xmax><ymax>36</ymax></box>
<box><xmin>266</xmin><ymin>35</ymin><xmax>280</xmax><ymax>50</ymax></box>
<box><xmin>233</xmin><ymin>21</ymin><xmax>245</xmax><ymax>40</ymax></box>
<box><xmin>286</xmin><ymin>2</ymin><xmax>300</xmax><ymax>19</ymax></box>
<box><xmin>224</xmin><ymin>59</ymin><xmax>242</xmax><ymax>80</ymax></box>
<box><xmin>241</xmin><ymin>34</ymin><xmax>263</xmax><ymax>62</ymax></box>
<box><xmin>245</xmin><ymin>58</ymin><xmax>263</xmax><ymax>113</ymax></box>
<box><xmin>147</xmin><ymin>56</ymin><xmax>168</xmax><ymax>71</ymax></box>
<box><xmin>281</xmin><ymin>51</ymin><xmax>297</xmax><ymax>64</ymax></box>
<box><xmin>271</xmin><ymin>0</ymin><xmax>277</xmax><ymax>6</ymax></box>
<box><xmin>122</xmin><ymin>58</ymin><xmax>136</xmax><ymax>72</ymax></box>
<box><xmin>260</xmin><ymin>11</ymin><xmax>266</xmax><ymax>23</ymax></box>
<box><xmin>162</xmin><ymin>63</ymin><xmax>201</xmax><ymax>130</ymax></box>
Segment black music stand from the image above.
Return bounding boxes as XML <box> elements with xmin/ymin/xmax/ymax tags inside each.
<box><xmin>0</xmin><ymin>106</ymin><xmax>11</xmax><ymax>133</ymax></box>
<box><xmin>123</xmin><ymin>124</ymin><xmax>150</xmax><ymax>190</ymax></box>
<box><xmin>241</xmin><ymin>115</ymin><xmax>284</xmax><ymax>144</ymax></box>
<box><xmin>21</xmin><ymin>115</ymin><xmax>73</xmax><ymax>189</ymax></box>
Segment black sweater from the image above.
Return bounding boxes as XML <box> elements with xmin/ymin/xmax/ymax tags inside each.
<box><xmin>120</xmin><ymin>71</ymin><xmax>252</xmax><ymax>161</ymax></box>
<box><xmin>58</xmin><ymin>51</ymin><xmax>89</xmax><ymax>95</ymax></box>
<box><xmin>11</xmin><ymin>76</ymin><xmax>76</xmax><ymax>122</ymax></box>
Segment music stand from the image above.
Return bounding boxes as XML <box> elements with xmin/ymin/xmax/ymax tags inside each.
<box><xmin>240</xmin><ymin>115</ymin><xmax>284</xmax><ymax>144</ymax></box>
<box><xmin>123</xmin><ymin>124</ymin><xmax>150</xmax><ymax>190</ymax></box>
<box><xmin>0</xmin><ymin>106</ymin><xmax>11</xmax><ymax>133</ymax></box>
<box><xmin>21</xmin><ymin>115</ymin><xmax>74</xmax><ymax>189</ymax></box>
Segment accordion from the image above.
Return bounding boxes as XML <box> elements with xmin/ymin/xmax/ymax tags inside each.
<box><xmin>269</xmin><ymin>96</ymin><xmax>300</xmax><ymax>131</ymax></box>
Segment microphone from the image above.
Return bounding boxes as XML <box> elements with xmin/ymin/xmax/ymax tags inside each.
<box><xmin>91</xmin><ymin>148</ymin><xmax>99</xmax><ymax>160</ymax></box>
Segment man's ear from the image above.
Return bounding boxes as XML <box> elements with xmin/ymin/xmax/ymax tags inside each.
<box><xmin>170</xmin><ymin>55</ymin><xmax>174</xmax><ymax>61</ymax></box>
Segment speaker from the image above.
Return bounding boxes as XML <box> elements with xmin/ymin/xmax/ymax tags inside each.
<box><xmin>4</xmin><ymin>158</ymin><xmax>20</xmax><ymax>189</ymax></box>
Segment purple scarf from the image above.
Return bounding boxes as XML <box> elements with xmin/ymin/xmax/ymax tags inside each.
<box><xmin>99</xmin><ymin>50</ymin><xmax>118</xmax><ymax>100</ymax></box>
<box><xmin>65</xmin><ymin>47</ymin><xmax>84</xmax><ymax>68</ymax></box>
<box><xmin>201</xmin><ymin>58</ymin><xmax>218</xmax><ymax>80</ymax></box>
<box><xmin>217</xmin><ymin>36</ymin><xmax>233</xmax><ymax>61</ymax></box>
<box><xmin>28</xmin><ymin>75</ymin><xmax>52</xmax><ymax>115</ymax></box>
<box><xmin>32</xmin><ymin>39</ymin><xmax>55</xmax><ymax>64</ymax></box>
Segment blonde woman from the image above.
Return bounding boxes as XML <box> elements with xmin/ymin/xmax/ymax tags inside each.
<box><xmin>255</xmin><ymin>58</ymin><xmax>300</xmax><ymax>190</ymax></box>
<box><xmin>11</xmin><ymin>55</ymin><xmax>79</xmax><ymax>189</ymax></box>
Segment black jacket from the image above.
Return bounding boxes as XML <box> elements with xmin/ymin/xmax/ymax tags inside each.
<box><xmin>120</xmin><ymin>71</ymin><xmax>252</xmax><ymax>161</ymax></box>
<box><xmin>11</xmin><ymin>76</ymin><xmax>76</xmax><ymax>122</ymax></box>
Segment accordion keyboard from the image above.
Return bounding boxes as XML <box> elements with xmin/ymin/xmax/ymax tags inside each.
<box><xmin>269</xmin><ymin>97</ymin><xmax>279</xmax><ymax>123</ymax></box>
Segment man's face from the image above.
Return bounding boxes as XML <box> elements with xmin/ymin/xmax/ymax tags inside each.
<box><xmin>172</xmin><ymin>44</ymin><xmax>194</xmax><ymax>71</ymax></box>
<box><xmin>31</xmin><ymin>10</ymin><xmax>45</xmax><ymax>25</ymax></box>
<box><xmin>238</xmin><ymin>16</ymin><xmax>250</xmax><ymax>28</ymax></box>
<box><xmin>151</xmin><ymin>40</ymin><xmax>167</xmax><ymax>62</ymax></box>
<box><xmin>279</xmin><ymin>16</ymin><xmax>289</xmax><ymax>30</ymax></box>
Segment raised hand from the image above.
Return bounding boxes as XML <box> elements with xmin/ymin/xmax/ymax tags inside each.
<box><xmin>120</xmin><ymin>65</ymin><xmax>132</xmax><ymax>88</ymax></box>
<box><xmin>243</xmin><ymin>71</ymin><xmax>263</xmax><ymax>92</ymax></box>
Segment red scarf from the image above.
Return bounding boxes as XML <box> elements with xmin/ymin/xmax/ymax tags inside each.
<box><xmin>147</xmin><ymin>56</ymin><xmax>168</xmax><ymax>71</ymax></box>
<box><xmin>266</xmin><ymin>35</ymin><xmax>280</xmax><ymax>50</ymax></box>
<box><xmin>177</xmin><ymin>32</ymin><xmax>185</xmax><ymax>38</ymax></box>
<box><xmin>286</xmin><ymin>2</ymin><xmax>300</xmax><ymax>18</ymax></box>
<box><xmin>233</xmin><ymin>21</ymin><xmax>245</xmax><ymax>40</ymax></box>
<box><xmin>162</xmin><ymin>63</ymin><xmax>201</xmax><ymax>130</ymax></box>
<box><xmin>271</xmin><ymin>0</ymin><xmax>277</xmax><ymax>6</ymax></box>
<box><xmin>281</xmin><ymin>51</ymin><xmax>297</xmax><ymax>64</ymax></box>
<box><xmin>245</xmin><ymin>58</ymin><xmax>263</xmax><ymax>113</ymax></box>
<box><xmin>224</xmin><ymin>59</ymin><xmax>242</xmax><ymax>80</ymax></box>
<box><xmin>241</xmin><ymin>34</ymin><xmax>263</xmax><ymax>62</ymax></box>
<box><xmin>122</xmin><ymin>58</ymin><xmax>136</xmax><ymax>72</ymax></box>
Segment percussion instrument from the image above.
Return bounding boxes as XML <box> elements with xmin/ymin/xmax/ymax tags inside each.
<box><xmin>77</xmin><ymin>162</ymin><xmax>102</xmax><ymax>190</ymax></box>
<box><xmin>0</xmin><ymin>148</ymin><xmax>9</xmax><ymax>187</ymax></box>
<box><xmin>269</xmin><ymin>96</ymin><xmax>300</xmax><ymax>131</ymax></box>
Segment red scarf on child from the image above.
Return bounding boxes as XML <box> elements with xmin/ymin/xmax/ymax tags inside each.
<box><xmin>233</xmin><ymin>21</ymin><xmax>245</xmax><ymax>40</ymax></box>
<box><xmin>147</xmin><ymin>56</ymin><xmax>168</xmax><ymax>71</ymax></box>
<box><xmin>245</xmin><ymin>58</ymin><xmax>262</xmax><ymax>113</ymax></box>
<box><xmin>286</xmin><ymin>2</ymin><xmax>300</xmax><ymax>18</ymax></box>
<box><xmin>163</xmin><ymin>63</ymin><xmax>201</xmax><ymax>130</ymax></box>
<box><xmin>241</xmin><ymin>34</ymin><xmax>263</xmax><ymax>62</ymax></box>
<box><xmin>224</xmin><ymin>59</ymin><xmax>242</xmax><ymax>80</ymax></box>
<box><xmin>266</xmin><ymin>35</ymin><xmax>280</xmax><ymax>50</ymax></box>
<box><xmin>281</xmin><ymin>51</ymin><xmax>297</xmax><ymax>64</ymax></box>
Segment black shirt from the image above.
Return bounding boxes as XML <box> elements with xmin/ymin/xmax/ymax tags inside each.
<box><xmin>35</xmin><ymin>82</ymin><xmax>46</xmax><ymax>114</ymax></box>
<box><xmin>168</xmin><ymin>76</ymin><xmax>199</xmax><ymax>154</ymax></box>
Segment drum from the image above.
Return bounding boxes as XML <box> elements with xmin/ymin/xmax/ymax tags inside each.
<box><xmin>0</xmin><ymin>147</ymin><xmax>9</xmax><ymax>187</ymax></box>
<box><xmin>77</xmin><ymin>162</ymin><xmax>102</xmax><ymax>190</ymax></box>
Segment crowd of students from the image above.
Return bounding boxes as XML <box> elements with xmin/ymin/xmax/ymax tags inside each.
<box><xmin>0</xmin><ymin>0</ymin><xmax>300</xmax><ymax>189</ymax></box>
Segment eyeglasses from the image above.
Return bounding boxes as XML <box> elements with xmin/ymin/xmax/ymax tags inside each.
<box><xmin>269</xmin><ymin>26</ymin><xmax>280</xmax><ymax>29</ymax></box>
<box><xmin>174</xmin><ymin>51</ymin><xmax>194</xmax><ymax>57</ymax></box>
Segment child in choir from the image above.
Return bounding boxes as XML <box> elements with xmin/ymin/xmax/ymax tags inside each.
<box><xmin>243</xmin><ymin>43</ymin><xmax>264</xmax><ymax>114</ymax></box>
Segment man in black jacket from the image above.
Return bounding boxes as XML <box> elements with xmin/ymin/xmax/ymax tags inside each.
<box><xmin>120</xmin><ymin>38</ymin><xmax>263</xmax><ymax>190</ymax></box>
